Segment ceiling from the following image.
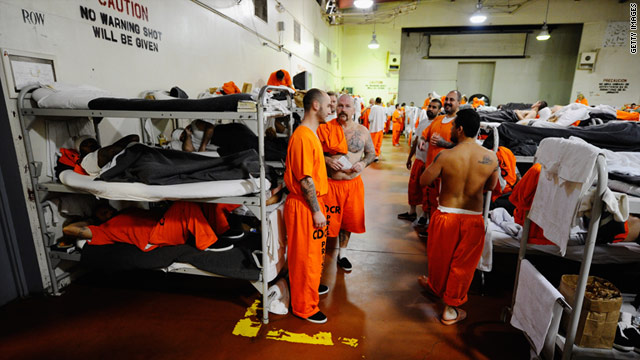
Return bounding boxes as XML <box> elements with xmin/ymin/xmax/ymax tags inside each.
<box><xmin>336</xmin><ymin>0</ymin><xmax>408</xmax><ymax>9</ymax></box>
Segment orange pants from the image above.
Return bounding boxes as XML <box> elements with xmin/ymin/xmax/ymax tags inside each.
<box><xmin>370</xmin><ymin>131</ymin><xmax>383</xmax><ymax>157</ymax></box>
<box><xmin>426</xmin><ymin>209</ymin><xmax>485</xmax><ymax>307</ymax></box>
<box><xmin>407</xmin><ymin>130</ymin><xmax>412</xmax><ymax>146</ymax></box>
<box><xmin>285</xmin><ymin>194</ymin><xmax>328</xmax><ymax>318</ymax></box>
<box><xmin>325</xmin><ymin>177</ymin><xmax>366</xmax><ymax>238</ymax></box>
<box><xmin>392</xmin><ymin>123</ymin><xmax>403</xmax><ymax>145</ymax></box>
<box><xmin>408</xmin><ymin>159</ymin><xmax>427</xmax><ymax>210</ymax></box>
<box><xmin>425</xmin><ymin>178</ymin><xmax>441</xmax><ymax>220</ymax></box>
<box><xmin>385</xmin><ymin>117</ymin><xmax>391</xmax><ymax>133</ymax></box>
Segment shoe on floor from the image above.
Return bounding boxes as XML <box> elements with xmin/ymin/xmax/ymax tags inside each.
<box><xmin>220</xmin><ymin>229</ymin><xmax>245</xmax><ymax>240</ymax></box>
<box><xmin>441</xmin><ymin>308</ymin><xmax>467</xmax><ymax>326</ymax></box>
<box><xmin>397</xmin><ymin>212</ymin><xmax>417</xmax><ymax>221</ymax></box>
<box><xmin>621</xmin><ymin>325</ymin><xmax>640</xmax><ymax>353</ymax></box>
<box><xmin>205</xmin><ymin>238</ymin><xmax>234</xmax><ymax>252</ymax></box>
<box><xmin>337</xmin><ymin>257</ymin><xmax>353</xmax><ymax>271</ymax></box>
<box><xmin>416</xmin><ymin>216</ymin><xmax>428</xmax><ymax>226</ymax></box>
<box><xmin>418</xmin><ymin>230</ymin><xmax>428</xmax><ymax>239</ymax></box>
<box><xmin>318</xmin><ymin>284</ymin><xmax>329</xmax><ymax>295</ymax></box>
<box><xmin>614</xmin><ymin>323</ymin><xmax>635</xmax><ymax>351</ymax></box>
<box><xmin>374</xmin><ymin>157</ymin><xmax>379</xmax><ymax>162</ymax></box>
<box><xmin>306</xmin><ymin>311</ymin><xmax>328</xmax><ymax>324</ymax></box>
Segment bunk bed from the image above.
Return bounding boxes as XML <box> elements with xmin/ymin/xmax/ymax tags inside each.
<box><xmin>17</xmin><ymin>84</ymin><xmax>294</xmax><ymax>324</ymax></box>
<box><xmin>504</xmin><ymin>138</ymin><xmax>639</xmax><ymax>359</ymax></box>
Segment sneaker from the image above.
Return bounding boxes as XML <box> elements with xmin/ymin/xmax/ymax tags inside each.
<box><xmin>397</xmin><ymin>212</ymin><xmax>417</xmax><ymax>221</ymax></box>
<box><xmin>416</xmin><ymin>216</ymin><xmax>428</xmax><ymax>226</ymax></box>
<box><xmin>318</xmin><ymin>284</ymin><xmax>329</xmax><ymax>295</ymax></box>
<box><xmin>418</xmin><ymin>230</ymin><xmax>428</xmax><ymax>239</ymax></box>
<box><xmin>337</xmin><ymin>257</ymin><xmax>353</xmax><ymax>271</ymax></box>
<box><xmin>306</xmin><ymin>311</ymin><xmax>328</xmax><ymax>324</ymax></box>
<box><xmin>220</xmin><ymin>229</ymin><xmax>244</xmax><ymax>240</ymax></box>
<box><xmin>205</xmin><ymin>238</ymin><xmax>234</xmax><ymax>252</ymax></box>
<box><xmin>614</xmin><ymin>323</ymin><xmax>635</xmax><ymax>351</ymax></box>
<box><xmin>622</xmin><ymin>326</ymin><xmax>640</xmax><ymax>353</ymax></box>
<box><xmin>374</xmin><ymin>157</ymin><xmax>379</xmax><ymax>162</ymax></box>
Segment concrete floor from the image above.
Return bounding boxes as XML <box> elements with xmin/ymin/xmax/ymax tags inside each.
<box><xmin>0</xmin><ymin>134</ymin><xmax>531</xmax><ymax>359</ymax></box>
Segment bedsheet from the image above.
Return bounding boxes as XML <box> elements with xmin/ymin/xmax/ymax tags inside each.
<box><xmin>59</xmin><ymin>170</ymin><xmax>267</xmax><ymax>202</ymax></box>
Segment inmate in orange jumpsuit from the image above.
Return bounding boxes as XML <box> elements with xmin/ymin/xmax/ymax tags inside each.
<box><xmin>491</xmin><ymin>146</ymin><xmax>517</xmax><ymax>201</ymax></box>
<box><xmin>267</xmin><ymin>69</ymin><xmax>295</xmax><ymax>90</ymax></box>
<box><xmin>408</xmin><ymin>158</ymin><xmax>427</xmax><ymax>208</ymax></box>
<box><xmin>284</xmin><ymin>125</ymin><xmax>329</xmax><ymax>319</ymax></box>
<box><xmin>421</xmin><ymin>115</ymin><xmax>453</xmax><ymax>217</ymax></box>
<box><xmin>575</xmin><ymin>97</ymin><xmax>589</xmax><ymax>106</ymax></box>
<box><xmin>426</xmin><ymin>208</ymin><xmax>485</xmax><ymax>307</ymax></box>
<box><xmin>617</xmin><ymin>110</ymin><xmax>640</xmax><ymax>121</ymax></box>
<box><xmin>87</xmin><ymin>201</ymin><xmax>227</xmax><ymax>251</ymax></box>
<box><xmin>361</xmin><ymin>107</ymin><xmax>371</xmax><ymax>129</ymax></box>
<box><xmin>391</xmin><ymin>109</ymin><xmax>404</xmax><ymax>146</ymax></box>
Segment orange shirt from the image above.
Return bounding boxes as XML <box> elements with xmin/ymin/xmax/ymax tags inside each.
<box><xmin>575</xmin><ymin>98</ymin><xmax>589</xmax><ymax>106</ymax></box>
<box><xmin>317</xmin><ymin>120</ymin><xmax>348</xmax><ymax>155</ymax></box>
<box><xmin>267</xmin><ymin>69</ymin><xmax>294</xmax><ymax>89</ymax></box>
<box><xmin>422</xmin><ymin>97</ymin><xmax>432</xmax><ymax>110</ymax></box>
<box><xmin>285</xmin><ymin>126</ymin><xmax>328</xmax><ymax>198</ymax></box>
<box><xmin>392</xmin><ymin>109</ymin><xmax>403</xmax><ymax>124</ymax></box>
<box><xmin>88</xmin><ymin>208</ymin><xmax>159</xmax><ymax>251</ymax></box>
<box><xmin>421</xmin><ymin>115</ymin><xmax>453</xmax><ymax>165</ymax></box>
<box><xmin>220</xmin><ymin>81</ymin><xmax>241</xmax><ymax>94</ymax></box>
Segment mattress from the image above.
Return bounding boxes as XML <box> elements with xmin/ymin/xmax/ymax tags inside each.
<box><xmin>59</xmin><ymin>170</ymin><xmax>267</xmax><ymax>202</ymax></box>
<box><xmin>88</xmin><ymin>93</ymin><xmax>253</xmax><ymax>112</ymax></box>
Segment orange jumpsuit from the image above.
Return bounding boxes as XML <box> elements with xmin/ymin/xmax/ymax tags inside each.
<box><xmin>267</xmin><ymin>69</ymin><xmax>295</xmax><ymax>90</ymax></box>
<box><xmin>426</xmin><ymin>208</ymin><xmax>485</xmax><ymax>307</ymax></box>
<box><xmin>616</xmin><ymin>110</ymin><xmax>640</xmax><ymax>121</ymax></box>
<box><xmin>421</xmin><ymin>115</ymin><xmax>453</xmax><ymax>218</ymax></box>
<box><xmin>509</xmin><ymin>164</ymin><xmax>555</xmax><ymax>246</ymax></box>
<box><xmin>575</xmin><ymin>97</ymin><xmax>589</xmax><ymax>106</ymax></box>
<box><xmin>391</xmin><ymin>109</ymin><xmax>403</xmax><ymax>146</ymax></box>
<box><xmin>408</xmin><ymin>158</ymin><xmax>427</xmax><ymax>207</ymax></box>
<box><xmin>220</xmin><ymin>81</ymin><xmax>241</xmax><ymax>95</ymax></box>
<box><xmin>492</xmin><ymin>147</ymin><xmax>517</xmax><ymax>202</ymax></box>
<box><xmin>361</xmin><ymin>107</ymin><xmax>371</xmax><ymax>129</ymax></box>
<box><xmin>87</xmin><ymin>202</ymin><xmax>228</xmax><ymax>251</ymax></box>
<box><xmin>284</xmin><ymin>125</ymin><xmax>328</xmax><ymax>319</ymax></box>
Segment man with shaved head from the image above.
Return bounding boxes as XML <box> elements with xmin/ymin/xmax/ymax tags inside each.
<box><xmin>317</xmin><ymin>94</ymin><xmax>376</xmax><ymax>272</ymax></box>
<box><xmin>418</xmin><ymin>90</ymin><xmax>461</xmax><ymax>227</ymax></box>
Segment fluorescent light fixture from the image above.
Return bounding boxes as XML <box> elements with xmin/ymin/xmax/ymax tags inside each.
<box><xmin>469</xmin><ymin>1</ymin><xmax>486</xmax><ymax>24</ymax></box>
<box><xmin>536</xmin><ymin>24</ymin><xmax>550</xmax><ymax>41</ymax></box>
<box><xmin>354</xmin><ymin>0</ymin><xmax>374</xmax><ymax>9</ymax></box>
<box><xmin>368</xmin><ymin>32</ymin><xmax>379</xmax><ymax>49</ymax></box>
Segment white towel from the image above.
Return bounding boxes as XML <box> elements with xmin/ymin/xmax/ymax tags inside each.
<box><xmin>529</xmin><ymin>138</ymin><xmax>601</xmax><ymax>255</ymax></box>
<box><xmin>579</xmin><ymin>188</ymin><xmax>629</xmax><ymax>223</ymax></box>
<box><xmin>511</xmin><ymin>260</ymin><xmax>564</xmax><ymax>355</ymax></box>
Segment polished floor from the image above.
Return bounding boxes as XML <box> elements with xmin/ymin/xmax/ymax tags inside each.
<box><xmin>0</xmin><ymin>134</ymin><xmax>531</xmax><ymax>360</ymax></box>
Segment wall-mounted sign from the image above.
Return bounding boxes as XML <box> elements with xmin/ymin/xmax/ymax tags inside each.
<box><xmin>602</xmin><ymin>21</ymin><xmax>628</xmax><ymax>48</ymax></box>
<box><xmin>598</xmin><ymin>78</ymin><xmax>629</xmax><ymax>94</ymax></box>
<box><xmin>365</xmin><ymin>80</ymin><xmax>386</xmax><ymax>90</ymax></box>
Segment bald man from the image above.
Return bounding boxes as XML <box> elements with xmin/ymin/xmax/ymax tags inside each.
<box><xmin>318</xmin><ymin>94</ymin><xmax>376</xmax><ymax>271</ymax></box>
<box><xmin>285</xmin><ymin>88</ymin><xmax>332</xmax><ymax>324</ymax></box>
<box><xmin>419</xmin><ymin>90</ymin><xmax>461</xmax><ymax>223</ymax></box>
<box><xmin>419</xmin><ymin>109</ymin><xmax>498</xmax><ymax>325</ymax></box>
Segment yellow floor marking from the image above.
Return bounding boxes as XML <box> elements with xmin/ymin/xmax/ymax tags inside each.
<box><xmin>339</xmin><ymin>337</ymin><xmax>359</xmax><ymax>348</ymax></box>
<box><xmin>232</xmin><ymin>301</ymin><xmax>361</xmax><ymax>348</ymax></box>
<box><xmin>266</xmin><ymin>329</ymin><xmax>334</xmax><ymax>346</ymax></box>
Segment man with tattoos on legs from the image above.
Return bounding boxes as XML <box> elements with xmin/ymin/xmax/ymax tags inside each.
<box><xmin>419</xmin><ymin>109</ymin><xmax>498</xmax><ymax>326</ymax></box>
<box><xmin>284</xmin><ymin>88</ymin><xmax>332</xmax><ymax>324</ymax></box>
<box><xmin>318</xmin><ymin>94</ymin><xmax>376</xmax><ymax>272</ymax></box>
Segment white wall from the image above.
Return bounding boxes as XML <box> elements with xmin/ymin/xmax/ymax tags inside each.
<box><xmin>398</xmin><ymin>25</ymin><xmax>582</xmax><ymax>106</ymax></box>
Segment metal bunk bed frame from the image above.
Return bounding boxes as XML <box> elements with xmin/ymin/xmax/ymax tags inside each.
<box><xmin>17</xmin><ymin>84</ymin><xmax>293</xmax><ymax>324</ymax></box>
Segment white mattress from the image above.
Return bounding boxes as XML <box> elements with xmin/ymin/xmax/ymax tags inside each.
<box><xmin>59</xmin><ymin>170</ymin><xmax>268</xmax><ymax>202</ymax></box>
<box><xmin>491</xmin><ymin>228</ymin><xmax>640</xmax><ymax>264</ymax></box>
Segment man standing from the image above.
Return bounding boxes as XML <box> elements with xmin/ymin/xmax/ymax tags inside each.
<box><xmin>391</xmin><ymin>104</ymin><xmax>405</xmax><ymax>147</ymax></box>
<box><xmin>419</xmin><ymin>109</ymin><xmax>498</xmax><ymax>325</ymax></box>
<box><xmin>398</xmin><ymin>99</ymin><xmax>442</xmax><ymax>225</ymax></box>
<box><xmin>368</xmin><ymin>97</ymin><xmax>386</xmax><ymax>161</ymax></box>
<box><xmin>267</xmin><ymin>69</ymin><xmax>295</xmax><ymax>90</ymax></box>
<box><xmin>419</xmin><ymin>90</ymin><xmax>461</xmax><ymax>220</ymax></box>
<box><xmin>318</xmin><ymin>94</ymin><xmax>376</xmax><ymax>271</ymax></box>
<box><xmin>284</xmin><ymin>88</ymin><xmax>332</xmax><ymax>324</ymax></box>
<box><xmin>326</xmin><ymin>91</ymin><xmax>338</xmax><ymax>122</ymax></box>
<box><xmin>361</xmin><ymin>98</ymin><xmax>374</xmax><ymax>129</ymax></box>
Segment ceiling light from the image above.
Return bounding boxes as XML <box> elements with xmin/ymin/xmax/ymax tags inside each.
<box><xmin>354</xmin><ymin>0</ymin><xmax>374</xmax><ymax>9</ymax></box>
<box><xmin>469</xmin><ymin>1</ymin><xmax>486</xmax><ymax>24</ymax></box>
<box><xmin>537</xmin><ymin>0</ymin><xmax>551</xmax><ymax>41</ymax></box>
<box><xmin>368</xmin><ymin>32</ymin><xmax>379</xmax><ymax>49</ymax></box>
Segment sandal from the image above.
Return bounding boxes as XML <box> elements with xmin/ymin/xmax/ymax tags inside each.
<box><xmin>440</xmin><ymin>308</ymin><xmax>467</xmax><ymax>326</ymax></box>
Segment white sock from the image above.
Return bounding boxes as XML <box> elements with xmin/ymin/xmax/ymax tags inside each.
<box><xmin>338</xmin><ymin>247</ymin><xmax>346</xmax><ymax>259</ymax></box>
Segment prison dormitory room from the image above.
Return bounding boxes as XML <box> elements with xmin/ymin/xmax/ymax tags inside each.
<box><xmin>2</xmin><ymin>1</ymin><xmax>640</xmax><ymax>359</ymax></box>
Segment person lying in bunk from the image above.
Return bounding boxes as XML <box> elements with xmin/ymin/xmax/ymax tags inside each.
<box><xmin>509</xmin><ymin>163</ymin><xmax>640</xmax><ymax>245</ymax></box>
<box><xmin>514</xmin><ymin>100</ymin><xmax>551</xmax><ymax>122</ymax></box>
<box><xmin>180</xmin><ymin>120</ymin><xmax>288</xmax><ymax>161</ymax></box>
<box><xmin>76</xmin><ymin>134</ymin><xmax>140</xmax><ymax>176</ymax></box>
<box><xmin>63</xmin><ymin>202</ymin><xmax>244</xmax><ymax>252</ymax></box>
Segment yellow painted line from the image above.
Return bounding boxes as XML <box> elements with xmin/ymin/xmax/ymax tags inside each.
<box><xmin>232</xmin><ymin>301</ymin><xmax>361</xmax><ymax>348</ymax></box>
<box><xmin>266</xmin><ymin>329</ymin><xmax>334</xmax><ymax>345</ymax></box>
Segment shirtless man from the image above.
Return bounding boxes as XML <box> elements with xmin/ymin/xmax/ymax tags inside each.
<box><xmin>77</xmin><ymin>134</ymin><xmax>139</xmax><ymax>176</ymax></box>
<box><xmin>419</xmin><ymin>109</ymin><xmax>498</xmax><ymax>325</ymax></box>
<box><xmin>319</xmin><ymin>94</ymin><xmax>376</xmax><ymax>271</ymax></box>
<box><xmin>514</xmin><ymin>100</ymin><xmax>550</xmax><ymax>121</ymax></box>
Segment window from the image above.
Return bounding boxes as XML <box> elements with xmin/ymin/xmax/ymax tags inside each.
<box><xmin>314</xmin><ymin>38</ymin><xmax>320</xmax><ymax>56</ymax></box>
<box><xmin>254</xmin><ymin>0</ymin><xmax>267</xmax><ymax>23</ymax></box>
<box><xmin>294</xmin><ymin>20</ymin><xmax>301</xmax><ymax>44</ymax></box>
<box><xmin>327</xmin><ymin>49</ymin><xmax>332</xmax><ymax>64</ymax></box>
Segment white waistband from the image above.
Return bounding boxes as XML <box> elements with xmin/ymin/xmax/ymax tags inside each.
<box><xmin>437</xmin><ymin>205</ymin><xmax>482</xmax><ymax>215</ymax></box>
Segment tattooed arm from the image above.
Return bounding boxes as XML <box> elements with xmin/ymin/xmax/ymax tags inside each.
<box><xmin>63</xmin><ymin>222</ymin><xmax>93</xmax><ymax>238</ymax></box>
<box><xmin>360</xmin><ymin>128</ymin><xmax>377</xmax><ymax>167</ymax></box>
<box><xmin>482</xmin><ymin>153</ymin><xmax>499</xmax><ymax>192</ymax></box>
<box><xmin>300</xmin><ymin>176</ymin><xmax>326</xmax><ymax>229</ymax></box>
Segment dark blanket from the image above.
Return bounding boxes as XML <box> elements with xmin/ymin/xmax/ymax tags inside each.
<box><xmin>479</xmin><ymin>109</ymin><xmax>519</xmax><ymax>123</ymax></box>
<box><xmin>212</xmin><ymin>123</ymin><xmax>288</xmax><ymax>162</ymax></box>
<box><xmin>500</xmin><ymin>103</ymin><xmax>533</xmax><ymax>111</ymax></box>
<box><xmin>483</xmin><ymin>121</ymin><xmax>640</xmax><ymax>155</ymax></box>
<box><xmin>88</xmin><ymin>93</ymin><xmax>253</xmax><ymax>112</ymax></box>
<box><xmin>80</xmin><ymin>232</ymin><xmax>264</xmax><ymax>281</ymax></box>
<box><xmin>99</xmin><ymin>144</ymin><xmax>277</xmax><ymax>187</ymax></box>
